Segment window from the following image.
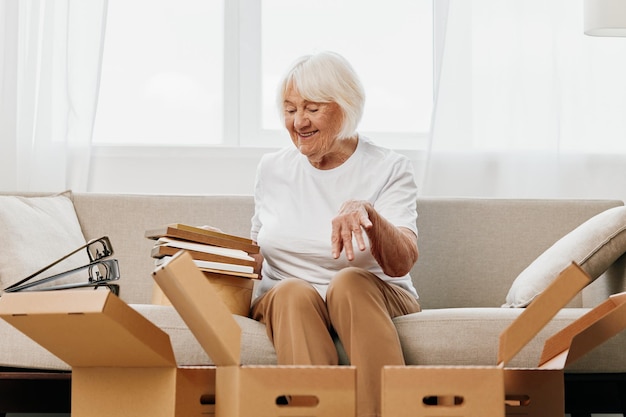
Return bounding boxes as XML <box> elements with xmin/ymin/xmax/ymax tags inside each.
<box><xmin>93</xmin><ymin>0</ymin><xmax>434</xmax><ymax>149</ymax></box>
<box><xmin>93</xmin><ymin>0</ymin><xmax>224</xmax><ymax>145</ymax></box>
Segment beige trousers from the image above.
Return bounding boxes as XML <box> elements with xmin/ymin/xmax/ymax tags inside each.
<box><xmin>250</xmin><ymin>267</ymin><xmax>421</xmax><ymax>417</ymax></box>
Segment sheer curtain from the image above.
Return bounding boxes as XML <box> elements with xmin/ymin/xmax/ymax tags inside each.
<box><xmin>0</xmin><ymin>0</ymin><xmax>107</xmax><ymax>192</ymax></box>
<box><xmin>422</xmin><ymin>0</ymin><xmax>626</xmax><ymax>203</ymax></box>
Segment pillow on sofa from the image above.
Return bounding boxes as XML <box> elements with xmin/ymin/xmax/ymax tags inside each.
<box><xmin>0</xmin><ymin>192</ymin><xmax>89</xmax><ymax>290</ymax></box>
<box><xmin>503</xmin><ymin>205</ymin><xmax>626</xmax><ymax>308</ymax></box>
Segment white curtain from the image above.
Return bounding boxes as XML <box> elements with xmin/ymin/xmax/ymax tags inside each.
<box><xmin>0</xmin><ymin>0</ymin><xmax>107</xmax><ymax>192</ymax></box>
<box><xmin>422</xmin><ymin>0</ymin><xmax>626</xmax><ymax>203</ymax></box>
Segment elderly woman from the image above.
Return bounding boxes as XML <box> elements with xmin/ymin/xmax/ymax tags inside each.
<box><xmin>250</xmin><ymin>51</ymin><xmax>421</xmax><ymax>417</ymax></box>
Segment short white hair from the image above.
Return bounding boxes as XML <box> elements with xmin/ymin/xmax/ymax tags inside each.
<box><xmin>277</xmin><ymin>51</ymin><xmax>365</xmax><ymax>140</ymax></box>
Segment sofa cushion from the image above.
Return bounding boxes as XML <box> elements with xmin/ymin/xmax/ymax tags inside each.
<box><xmin>132</xmin><ymin>304</ymin><xmax>278</xmax><ymax>366</ymax></box>
<box><xmin>394</xmin><ymin>307</ymin><xmax>626</xmax><ymax>372</ymax></box>
<box><xmin>0</xmin><ymin>193</ymin><xmax>88</xmax><ymax>291</ymax></box>
<box><xmin>503</xmin><ymin>206</ymin><xmax>626</xmax><ymax>308</ymax></box>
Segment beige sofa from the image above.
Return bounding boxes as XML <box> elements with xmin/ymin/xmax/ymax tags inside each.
<box><xmin>1</xmin><ymin>192</ymin><xmax>626</xmax><ymax>415</ymax></box>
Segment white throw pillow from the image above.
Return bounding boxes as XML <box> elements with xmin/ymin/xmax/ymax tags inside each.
<box><xmin>503</xmin><ymin>205</ymin><xmax>626</xmax><ymax>308</ymax></box>
<box><xmin>0</xmin><ymin>193</ymin><xmax>88</xmax><ymax>290</ymax></box>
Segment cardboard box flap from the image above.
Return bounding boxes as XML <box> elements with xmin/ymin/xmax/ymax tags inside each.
<box><xmin>538</xmin><ymin>291</ymin><xmax>626</xmax><ymax>369</ymax></box>
<box><xmin>152</xmin><ymin>251</ymin><xmax>242</xmax><ymax>366</ymax></box>
<box><xmin>497</xmin><ymin>263</ymin><xmax>592</xmax><ymax>367</ymax></box>
<box><xmin>0</xmin><ymin>290</ymin><xmax>176</xmax><ymax>368</ymax></box>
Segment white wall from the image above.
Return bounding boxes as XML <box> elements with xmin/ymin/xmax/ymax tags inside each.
<box><xmin>87</xmin><ymin>146</ymin><xmax>425</xmax><ymax>196</ymax></box>
<box><xmin>88</xmin><ymin>146</ymin><xmax>266</xmax><ymax>195</ymax></box>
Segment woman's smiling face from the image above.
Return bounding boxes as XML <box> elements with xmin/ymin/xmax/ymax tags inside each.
<box><xmin>283</xmin><ymin>85</ymin><xmax>346</xmax><ymax>169</ymax></box>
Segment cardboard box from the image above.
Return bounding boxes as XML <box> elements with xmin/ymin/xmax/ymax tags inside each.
<box><xmin>504</xmin><ymin>290</ymin><xmax>626</xmax><ymax>417</ymax></box>
<box><xmin>152</xmin><ymin>251</ymin><xmax>357</xmax><ymax>417</ymax></box>
<box><xmin>381</xmin><ymin>262</ymin><xmax>594</xmax><ymax>417</ymax></box>
<box><xmin>152</xmin><ymin>271</ymin><xmax>254</xmax><ymax>317</ymax></box>
<box><xmin>503</xmin><ymin>368</ymin><xmax>564</xmax><ymax>417</ymax></box>
<box><xmin>383</xmin><ymin>365</ymin><xmax>505</xmax><ymax>416</ymax></box>
<box><xmin>0</xmin><ymin>289</ymin><xmax>216</xmax><ymax>417</ymax></box>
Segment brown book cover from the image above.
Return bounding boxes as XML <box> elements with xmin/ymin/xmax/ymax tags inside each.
<box><xmin>154</xmin><ymin>256</ymin><xmax>259</xmax><ymax>280</ymax></box>
<box><xmin>145</xmin><ymin>224</ymin><xmax>259</xmax><ymax>254</ymax></box>
<box><xmin>151</xmin><ymin>245</ymin><xmax>256</xmax><ymax>268</ymax></box>
<box><xmin>198</xmin><ymin>267</ymin><xmax>259</xmax><ymax>280</ymax></box>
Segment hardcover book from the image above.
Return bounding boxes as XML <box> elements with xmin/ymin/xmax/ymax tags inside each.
<box><xmin>152</xmin><ymin>239</ymin><xmax>256</xmax><ymax>268</ymax></box>
<box><xmin>145</xmin><ymin>224</ymin><xmax>259</xmax><ymax>254</ymax></box>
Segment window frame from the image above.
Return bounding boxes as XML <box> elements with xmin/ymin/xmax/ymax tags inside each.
<box><xmin>235</xmin><ymin>0</ymin><xmax>435</xmax><ymax>151</ymax></box>
<box><xmin>94</xmin><ymin>0</ymin><xmax>437</xmax><ymax>151</ymax></box>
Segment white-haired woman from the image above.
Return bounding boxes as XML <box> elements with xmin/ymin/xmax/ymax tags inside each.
<box><xmin>250</xmin><ymin>51</ymin><xmax>421</xmax><ymax>417</ymax></box>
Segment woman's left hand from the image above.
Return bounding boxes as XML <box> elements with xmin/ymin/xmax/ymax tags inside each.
<box><xmin>331</xmin><ymin>200</ymin><xmax>373</xmax><ymax>261</ymax></box>
<box><xmin>330</xmin><ymin>200</ymin><xmax>419</xmax><ymax>276</ymax></box>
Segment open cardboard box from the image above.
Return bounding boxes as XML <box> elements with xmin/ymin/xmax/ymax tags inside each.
<box><xmin>382</xmin><ymin>262</ymin><xmax>604</xmax><ymax>417</ymax></box>
<box><xmin>504</xmin><ymin>290</ymin><xmax>626</xmax><ymax>417</ymax></box>
<box><xmin>152</xmin><ymin>271</ymin><xmax>254</xmax><ymax>317</ymax></box>
<box><xmin>0</xmin><ymin>289</ymin><xmax>216</xmax><ymax>417</ymax></box>
<box><xmin>152</xmin><ymin>250</ymin><xmax>356</xmax><ymax>417</ymax></box>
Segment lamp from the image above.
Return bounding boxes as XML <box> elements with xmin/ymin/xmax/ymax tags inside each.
<box><xmin>585</xmin><ymin>0</ymin><xmax>626</xmax><ymax>36</ymax></box>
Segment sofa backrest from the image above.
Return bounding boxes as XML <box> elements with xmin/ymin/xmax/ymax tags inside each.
<box><xmin>70</xmin><ymin>193</ymin><xmax>626</xmax><ymax>308</ymax></box>
<box><xmin>72</xmin><ymin>193</ymin><xmax>255</xmax><ymax>305</ymax></box>
<box><xmin>412</xmin><ymin>198</ymin><xmax>625</xmax><ymax>309</ymax></box>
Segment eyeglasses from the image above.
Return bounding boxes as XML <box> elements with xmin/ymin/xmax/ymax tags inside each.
<box><xmin>3</xmin><ymin>237</ymin><xmax>120</xmax><ymax>295</ymax></box>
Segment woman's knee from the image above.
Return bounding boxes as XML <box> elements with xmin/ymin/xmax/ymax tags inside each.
<box><xmin>327</xmin><ymin>267</ymin><xmax>379</xmax><ymax>302</ymax></box>
<box><xmin>270</xmin><ymin>278</ymin><xmax>324</xmax><ymax>308</ymax></box>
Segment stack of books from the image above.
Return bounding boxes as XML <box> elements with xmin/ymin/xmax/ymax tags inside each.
<box><xmin>145</xmin><ymin>223</ymin><xmax>260</xmax><ymax>315</ymax></box>
<box><xmin>146</xmin><ymin>223</ymin><xmax>259</xmax><ymax>279</ymax></box>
